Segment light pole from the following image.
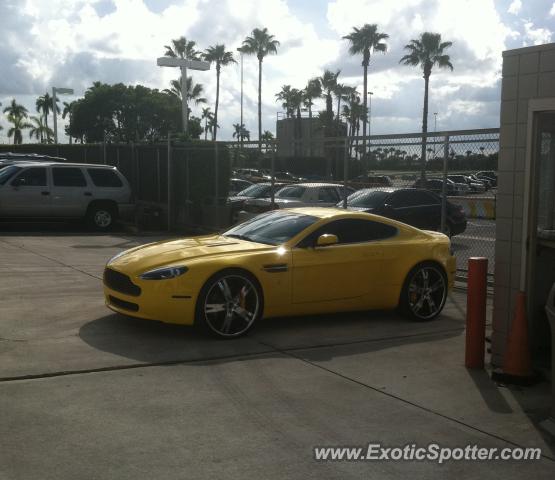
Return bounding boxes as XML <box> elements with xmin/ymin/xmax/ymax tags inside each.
<box><xmin>52</xmin><ymin>87</ymin><xmax>73</xmax><ymax>144</ymax></box>
<box><xmin>157</xmin><ymin>57</ymin><xmax>210</xmax><ymax>135</ymax></box>
<box><xmin>237</xmin><ymin>47</ymin><xmax>244</xmax><ymax>132</ymax></box>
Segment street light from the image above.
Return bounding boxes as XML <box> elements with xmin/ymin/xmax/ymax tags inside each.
<box><xmin>156</xmin><ymin>57</ymin><xmax>210</xmax><ymax>134</ymax></box>
<box><xmin>52</xmin><ymin>87</ymin><xmax>74</xmax><ymax>144</ymax></box>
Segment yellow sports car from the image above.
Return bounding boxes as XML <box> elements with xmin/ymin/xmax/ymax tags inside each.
<box><xmin>104</xmin><ymin>208</ymin><xmax>456</xmax><ymax>338</ymax></box>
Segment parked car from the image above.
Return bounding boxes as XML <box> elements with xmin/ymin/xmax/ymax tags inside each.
<box><xmin>104</xmin><ymin>208</ymin><xmax>455</xmax><ymax>337</ymax></box>
<box><xmin>229</xmin><ymin>178</ymin><xmax>253</xmax><ymax>196</ymax></box>
<box><xmin>447</xmin><ymin>174</ymin><xmax>486</xmax><ymax>194</ymax></box>
<box><xmin>468</xmin><ymin>174</ymin><xmax>492</xmax><ymax>190</ymax></box>
<box><xmin>475</xmin><ymin>171</ymin><xmax>497</xmax><ymax>187</ymax></box>
<box><xmin>342</xmin><ymin>187</ymin><xmax>467</xmax><ymax>237</ymax></box>
<box><xmin>228</xmin><ymin>182</ymin><xmax>286</xmax><ymax>223</ymax></box>
<box><xmin>0</xmin><ymin>152</ymin><xmax>67</xmax><ymax>168</ymax></box>
<box><xmin>238</xmin><ymin>183</ymin><xmax>354</xmax><ymax>221</ymax></box>
<box><xmin>0</xmin><ymin>162</ymin><xmax>134</xmax><ymax>230</ymax></box>
<box><xmin>233</xmin><ymin>168</ymin><xmax>266</xmax><ymax>182</ymax></box>
<box><xmin>262</xmin><ymin>171</ymin><xmax>299</xmax><ymax>182</ymax></box>
<box><xmin>413</xmin><ymin>178</ymin><xmax>469</xmax><ymax>195</ymax></box>
<box><xmin>352</xmin><ymin>174</ymin><xmax>393</xmax><ymax>188</ymax></box>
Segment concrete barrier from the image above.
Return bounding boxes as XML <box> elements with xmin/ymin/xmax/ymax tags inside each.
<box><xmin>449</xmin><ymin>196</ymin><xmax>496</xmax><ymax>219</ymax></box>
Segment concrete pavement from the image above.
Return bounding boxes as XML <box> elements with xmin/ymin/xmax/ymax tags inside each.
<box><xmin>0</xmin><ymin>228</ymin><xmax>553</xmax><ymax>479</ymax></box>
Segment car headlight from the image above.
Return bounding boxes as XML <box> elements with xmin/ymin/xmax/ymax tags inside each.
<box><xmin>139</xmin><ymin>266</ymin><xmax>188</xmax><ymax>280</ymax></box>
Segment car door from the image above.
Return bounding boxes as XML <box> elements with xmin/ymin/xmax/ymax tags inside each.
<box><xmin>50</xmin><ymin>167</ymin><xmax>90</xmax><ymax>217</ymax></box>
<box><xmin>291</xmin><ymin>218</ymin><xmax>397</xmax><ymax>304</ymax></box>
<box><xmin>386</xmin><ymin>190</ymin><xmax>441</xmax><ymax>230</ymax></box>
<box><xmin>0</xmin><ymin>166</ymin><xmax>51</xmax><ymax>216</ymax></box>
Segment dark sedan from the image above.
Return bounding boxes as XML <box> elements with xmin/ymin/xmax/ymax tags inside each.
<box><xmin>340</xmin><ymin>188</ymin><xmax>467</xmax><ymax>237</ymax></box>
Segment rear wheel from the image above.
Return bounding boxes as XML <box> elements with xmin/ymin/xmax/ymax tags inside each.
<box><xmin>195</xmin><ymin>270</ymin><xmax>263</xmax><ymax>338</ymax></box>
<box><xmin>400</xmin><ymin>262</ymin><xmax>447</xmax><ymax>321</ymax></box>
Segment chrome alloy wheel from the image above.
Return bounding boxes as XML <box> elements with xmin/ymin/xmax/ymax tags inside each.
<box><xmin>203</xmin><ymin>275</ymin><xmax>260</xmax><ymax>337</ymax></box>
<box><xmin>407</xmin><ymin>265</ymin><xmax>447</xmax><ymax>320</ymax></box>
<box><xmin>94</xmin><ymin>210</ymin><xmax>112</xmax><ymax>228</ymax></box>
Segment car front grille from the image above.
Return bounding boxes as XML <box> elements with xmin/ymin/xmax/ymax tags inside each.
<box><xmin>103</xmin><ymin>268</ymin><xmax>141</xmax><ymax>296</ymax></box>
<box><xmin>108</xmin><ymin>295</ymin><xmax>139</xmax><ymax>312</ymax></box>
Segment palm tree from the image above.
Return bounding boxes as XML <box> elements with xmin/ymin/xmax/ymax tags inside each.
<box><xmin>3</xmin><ymin>99</ymin><xmax>28</xmax><ymax>120</ymax></box>
<box><xmin>36</xmin><ymin>92</ymin><xmax>59</xmax><ymax>130</ymax></box>
<box><xmin>164</xmin><ymin>76</ymin><xmax>207</xmax><ymax>118</ymax></box>
<box><xmin>302</xmin><ymin>78</ymin><xmax>321</xmax><ymax>120</ymax></box>
<box><xmin>29</xmin><ymin>115</ymin><xmax>53</xmax><ymax>143</ymax></box>
<box><xmin>241</xmin><ymin>27</ymin><xmax>280</xmax><ymax>148</ymax></box>
<box><xmin>334</xmin><ymin>84</ymin><xmax>353</xmax><ymax>126</ymax></box>
<box><xmin>319</xmin><ymin>70</ymin><xmax>340</xmax><ymax>126</ymax></box>
<box><xmin>400</xmin><ymin>32</ymin><xmax>453</xmax><ymax>178</ymax></box>
<box><xmin>201</xmin><ymin>107</ymin><xmax>214</xmax><ymax>140</ymax></box>
<box><xmin>7</xmin><ymin>114</ymin><xmax>32</xmax><ymax>145</ymax></box>
<box><xmin>164</xmin><ymin>36</ymin><xmax>200</xmax><ymax>60</ymax></box>
<box><xmin>275</xmin><ymin>85</ymin><xmax>294</xmax><ymax>117</ymax></box>
<box><xmin>203</xmin><ymin>44</ymin><xmax>236</xmax><ymax>141</ymax></box>
<box><xmin>232</xmin><ymin>123</ymin><xmax>250</xmax><ymax>143</ymax></box>
<box><xmin>343</xmin><ymin>24</ymin><xmax>388</xmax><ymax>153</ymax></box>
<box><xmin>62</xmin><ymin>101</ymin><xmax>75</xmax><ymax>144</ymax></box>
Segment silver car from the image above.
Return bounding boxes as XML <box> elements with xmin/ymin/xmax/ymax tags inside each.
<box><xmin>0</xmin><ymin>162</ymin><xmax>134</xmax><ymax>229</ymax></box>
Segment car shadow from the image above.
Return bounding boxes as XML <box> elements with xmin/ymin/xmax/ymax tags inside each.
<box><xmin>78</xmin><ymin>304</ymin><xmax>467</xmax><ymax>367</ymax></box>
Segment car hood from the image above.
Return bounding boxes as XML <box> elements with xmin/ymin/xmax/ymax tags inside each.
<box><xmin>107</xmin><ymin>235</ymin><xmax>273</xmax><ymax>276</ymax></box>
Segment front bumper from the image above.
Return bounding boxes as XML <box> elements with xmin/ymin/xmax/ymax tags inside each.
<box><xmin>103</xmin><ymin>270</ymin><xmax>197</xmax><ymax>325</ymax></box>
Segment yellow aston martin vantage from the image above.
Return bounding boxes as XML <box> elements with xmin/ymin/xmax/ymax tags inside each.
<box><xmin>104</xmin><ymin>208</ymin><xmax>456</xmax><ymax>338</ymax></box>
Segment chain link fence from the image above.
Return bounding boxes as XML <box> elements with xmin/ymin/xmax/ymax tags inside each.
<box><xmin>0</xmin><ymin>127</ymin><xmax>498</xmax><ymax>280</ymax></box>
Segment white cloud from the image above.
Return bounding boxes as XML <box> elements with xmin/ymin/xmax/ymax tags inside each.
<box><xmin>508</xmin><ymin>0</ymin><xmax>522</xmax><ymax>15</ymax></box>
<box><xmin>522</xmin><ymin>21</ymin><xmax>553</xmax><ymax>45</ymax></box>
<box><xmin>551</xmin><ymin>2</ymin><xmax>555</xmax><ymax>15</ymax></box>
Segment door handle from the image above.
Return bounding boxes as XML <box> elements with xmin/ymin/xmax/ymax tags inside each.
<box><xmin>41</xmin><ymin>191</ymin><xmax>50</xmax><ymax>196</ymax></box>
<box><xmin>84</xmin><ymin>192</ymin><xmax>92</xmax><ymax>196</ymax></box>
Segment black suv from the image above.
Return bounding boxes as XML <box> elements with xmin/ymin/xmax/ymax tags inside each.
<box><xmin>341</xmin><ymin>187</ymin><xmax>467</xmax><ymax>237</ymax></box>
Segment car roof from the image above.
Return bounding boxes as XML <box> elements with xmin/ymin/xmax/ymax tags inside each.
<box><xmin>7</xmin><ymin>161</ymin><xmax>117</xmax><ymax>169</ymax></box>
<box><xmin>0</xmin><ymin>152</ymin><xmax>66</xmax><ymax>162</ymax></box>
<box><xmin>295</xmin><ymin>182</ymin><xmax>343</xmax><ymax>188</ymax></box>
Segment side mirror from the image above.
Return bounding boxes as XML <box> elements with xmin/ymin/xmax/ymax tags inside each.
<box><xmin>316</xmin><ymin>234</ymin><xmax>338</xmax><ymax>247</ymax></box>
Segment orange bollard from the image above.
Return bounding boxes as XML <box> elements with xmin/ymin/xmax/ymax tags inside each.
<box><xmin>465</xmin><ymin>257</ymin><xmax>488</xmax><ymax>369</ymax></box>
<box><xmin>503</xmin><ymin>291</ymin><xmax>532</xmax><ymax>378</ymax></box>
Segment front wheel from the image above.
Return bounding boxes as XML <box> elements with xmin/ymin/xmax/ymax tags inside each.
<box><xmin>399</xmin><ymin>262</ymin><xmax>447</xmax><ymax>321</ymax></box>
<box><xmin>195</xmin><ymin>270</ymin><xmax>263</xmax><ymax>338</ymax></box>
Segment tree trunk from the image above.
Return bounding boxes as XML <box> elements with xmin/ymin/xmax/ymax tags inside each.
<box><xmin>258</xmin><ymin>58</ymin><xmax>262</xmax><ymax>150</ymax></box>
<box><xmin>308</xmin><ymin>105</ymin><xmax>313</xmax><ymax>157</ymax></box>
<box><xmin>214</xmin><ymin>64</ymin><xmax>220</xmax><ymax>141</ymax></box>
<box><xmin>204</xmin><ymin>119</ymin><xmax>208</xmax><ymax>141</ymax></box>
<box><xmin>420</xmin><ymin>73</ymin><xmax>430</xmax><ymax>179</ymax></box>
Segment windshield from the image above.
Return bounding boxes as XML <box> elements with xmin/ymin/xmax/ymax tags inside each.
<box><xmin>345</xmin><ymin>190</ymin><xmax>388</xmax><ymax>208</ymax></box>
<box><xmin>236</xmin><ymin>183</ymin><xmax>272</xmax><ymax>198</ymax></box>
<box><xmin>223</xmin><ymin>211</ymin><xmax>318</xmax><ymax>246</ymax></box>
<box><xmin>0</xmin><ymin>165</ymin><xmax>22</xmax><ymax>185</ymax></box>
<box><xmin>276</xmin><ymin>185</ymin><xmax>306</xmax><ymax>199</ymax></box>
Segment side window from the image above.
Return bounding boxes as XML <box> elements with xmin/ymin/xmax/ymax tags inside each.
<box><xmin>53</xmin><ymin>168</ymin><xmax>87</xmax><ymax>187</ymax></box>
<box><xmin>389</xmin><ymin>190</ymin><xmax>439</xmax><ymax>207</ymax></box>
<box><xmin>298</xmin><ymin>218</ymin><xmax>397</xmax><ymax>247</ymax></box>
<box><xmin>11</xmin><ymin>167</ymin><xmax>47</xmax><ymax>187</ymax></box>
<box><xmin>87</xmin><ymin>169</ymin><xmax>123</xmax><ymax>187</ymax></box>
<box><xmin>318</xmin><ymin>187</ymin><xmax>340</xmax><ymax>203</ymax></box>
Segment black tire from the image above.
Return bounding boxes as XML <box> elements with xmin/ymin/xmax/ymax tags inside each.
<box><xmin>195</xmin><ymin>269</ymin><xmax>263</xmax><ymax>338</ymax></box>
<box><xmin>399</xmin><ymin>261</ymin><xmax>447</xmax><ymax>321</ymax></box>
<box><xmin>87</xmin><ymin>203</ymin><xmax>116</xmax><ymax>231</ymax></box>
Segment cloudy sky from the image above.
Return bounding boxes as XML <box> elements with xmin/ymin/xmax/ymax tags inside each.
<box><xmin>1</xmin><ymin>0</ymin><xmax>554</xmax><ymax>143</ymax></box>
